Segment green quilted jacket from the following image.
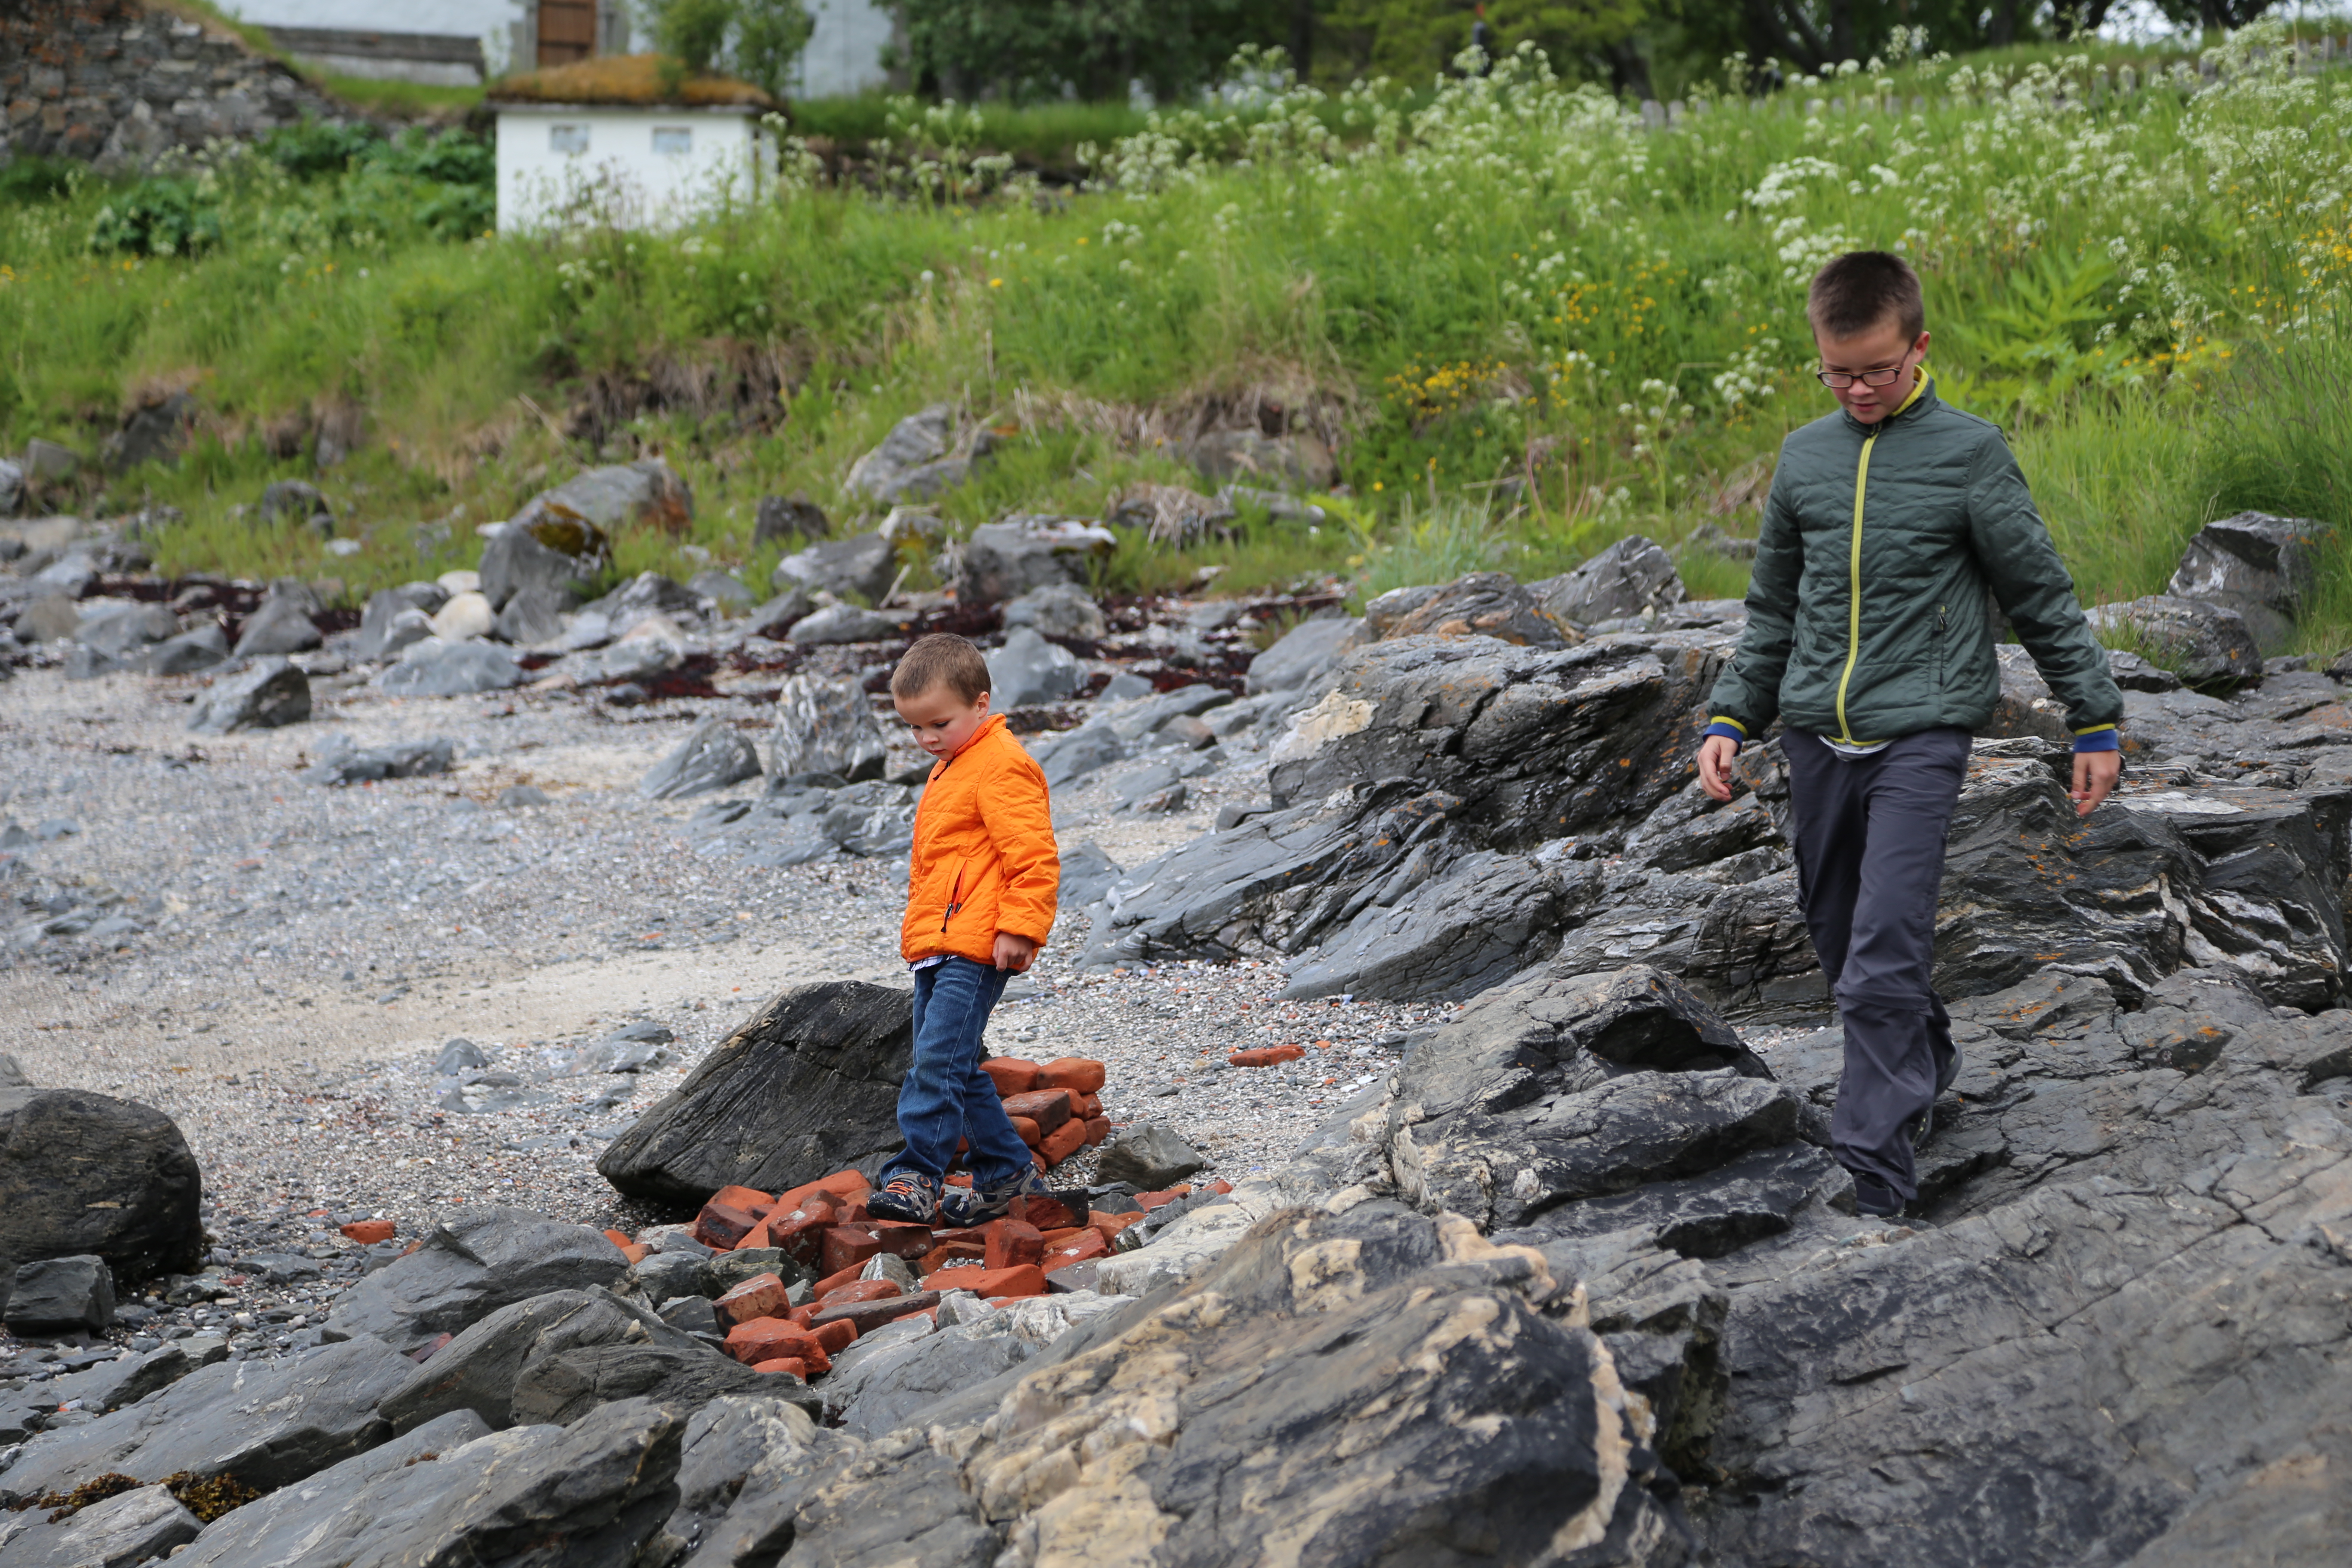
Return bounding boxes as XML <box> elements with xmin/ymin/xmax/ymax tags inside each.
<box><xmin>1706</xmin><ymin>377</ymin><xmax>2123</xmax><ymax>749</ymax></box>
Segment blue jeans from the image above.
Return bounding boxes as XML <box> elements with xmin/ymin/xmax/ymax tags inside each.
<box><xmin>882</xmin><ymin>957</ymin><xmax>1035</xmax><ymax>1189</ymax></box>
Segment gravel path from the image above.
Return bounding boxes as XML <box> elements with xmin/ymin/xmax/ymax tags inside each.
<box><xmin>0</xmin><ymin>635</ymin><xmax>1449</xmax><ymax>1371</ymax></box>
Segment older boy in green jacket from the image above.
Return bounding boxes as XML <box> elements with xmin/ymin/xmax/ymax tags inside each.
<box><xmin>1695</xmin><ymin>251</ymin><xmax>2124</xmax><ymax>1221</ymax></box>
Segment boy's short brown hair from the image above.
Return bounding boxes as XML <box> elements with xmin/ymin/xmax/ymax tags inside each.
<box><xmin>891</xmin><ymin>633</ymin><xmax>991</xmax><ymax>703</ymax></box>
<box><xmin>1808</xmin><ymin>251</ymin><xmax>1926</xmax><ymax>341</ymax></box>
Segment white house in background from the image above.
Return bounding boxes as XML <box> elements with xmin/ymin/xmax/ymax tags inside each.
<box><xmin>491</xmin><ymin>60</ymin><xmax>777</xmax><ymax>231</ymax></box>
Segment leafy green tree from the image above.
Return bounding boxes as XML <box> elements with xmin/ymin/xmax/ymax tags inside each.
<box><xmin>1314</xmin><ymin>0</ymin><xmax>1648</xmax><ymax>87</ymax></box>
<box><xmin>894</xmin><ymin>0</ymin><xmax>1292</xmax><ymax>103</ymax></box>
<box><xmin>632</xmin><ymin>0</ymin><xmax>814</xmax><ymax>96</ymax></box>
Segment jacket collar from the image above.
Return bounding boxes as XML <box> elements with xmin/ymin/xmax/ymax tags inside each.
<box><xmin>1839</xmin><ymin>372</ymin><xmax>1936</xmax><ymax>436</ymax></box>
<box><xmin>934</xmin><ymin>712</ymin><xmax>1007</xmax><ymax>775</ymax></box>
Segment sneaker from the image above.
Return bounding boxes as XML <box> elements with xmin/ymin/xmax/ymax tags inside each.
<box><xmin>867</xmin><ymin>1172</ymin><xmax>939</xmax><ymax>1225</ymax></box>
<box><xmin>1908</xmin><ymin>1101</ymin><xmax>1936</xmax><ymax>1154</ymax></box>
<box><xmin>1936</xmin><ymin>1040</ymin><xmax>1964</xmax><ymax>1099</ymax></box>
<box><xmin>940</xmin><ymin>1165</ymin><xmax>1047</xmax><ymax>1228</ymax></box>
<box><xmin>1852</xmin><ymin>1173</ymin><xmax>1905</xmax><ymax>1218</ymax></box>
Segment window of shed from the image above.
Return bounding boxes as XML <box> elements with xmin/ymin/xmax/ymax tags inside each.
<box><xmin>549</xmin><ymin>124</ymin><xmax>589</xmax><ymax>154</ymax></box>
<box><xmin>652</xmin><ymin>126</ymin><xmax>692</xmax><ymax>155</ymax></box>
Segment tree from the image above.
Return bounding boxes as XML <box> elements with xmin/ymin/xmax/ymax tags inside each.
<box><xmin>894</xmin><ymin>0</ymin><xmax>1293</xmax><ymax>103</ymax></box>
<box><xmin>1315</xmin><ymin>0</ymin><xmax>1648</xmax><ymax>87</ymax></box>
<box><xmin>632</xmin><ymin>0</ymin><xmax>814</xmax><ymax>97</ymax></box>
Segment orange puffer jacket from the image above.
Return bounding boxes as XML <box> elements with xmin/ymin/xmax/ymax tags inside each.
<box><xmin>900</xmin><ymin>714</ymin><xmax>1059</xmax><ymax>965</ymax></box>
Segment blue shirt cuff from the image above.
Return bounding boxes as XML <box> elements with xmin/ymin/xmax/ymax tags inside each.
<box><xmin>1703</xmin><ymin>721</ymin><xmax>1747</xmax><ymax>750</ymax></box>
<box><xmin>2072</xmin><ymin>728</ymin><xmax>2120</xmax><ymax>753</ymax></box>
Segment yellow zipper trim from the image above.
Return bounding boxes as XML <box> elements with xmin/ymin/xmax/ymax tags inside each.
<box><xmin>1832</xmin><ymin>374</ymin><xmax>1928</xmax><ymax>744</ymax></box>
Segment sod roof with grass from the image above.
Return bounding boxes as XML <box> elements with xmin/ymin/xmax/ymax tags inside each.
<box><xmin>487</xmin><ymin>54</ymin><xmax>776</xmax><ymax>110</ymax></box>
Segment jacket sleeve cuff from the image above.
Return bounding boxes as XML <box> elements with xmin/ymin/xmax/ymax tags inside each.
<box><xmin>1703</xmin><ymin>719</ymin><xmax>1747</xmax><ymax>751</ymax></box>
<box><xmin>2072</xmin><ymin>725</ymin><xmax>2120</xmax><ymax>753</ymax></box>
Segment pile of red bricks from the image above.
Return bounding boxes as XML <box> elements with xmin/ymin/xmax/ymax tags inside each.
<box><xmin>595</xmin><ymin>1055</ymin><xmax>1229</xmax><ymax>1381</ymax></box>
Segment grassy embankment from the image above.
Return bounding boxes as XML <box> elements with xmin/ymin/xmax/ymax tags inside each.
<box><xmin>3</xmin><ymin>23</ymin><xmax>2351</xmax><ymax>652</ymax></box>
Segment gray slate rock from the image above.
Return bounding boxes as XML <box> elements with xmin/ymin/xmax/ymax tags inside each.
<box><xmin>141</xmin><ymin>624</ymin><xmax>227</xmax><ymax>675</ymax></box>
<box><xmin>642</xmin><ymin>718</ymin><xmax>763</xmax><ymax>800</ymax></box>
<box><xmin>548</xmin><ymin>634</ymin><xmax>682</xmax><ymax>686</ymax></box>
<box><xmin>599</xmin><ymin>981</ymin><xmax>912</xmax><ymax>1206</ymax></box>
<box><xmin>1280</xmin><ymin>848</ymin><xmax>1586</xmax><ymax>1002</ymax></box>
<box><xmin>523</xmin><ymin>459</ymin><xmax>692</xmax><ymax>533</ymax></box>
<box><xmin>0</xmin><ymin>1057</ymin><xmax>24</xmax><ymax>1088</ymax></box>
<box><xmin>768</xmin><ymin>674</ymin><xmax>887</xmax><ymax>784</ymax></box>
<box><xmin>0</xmin><ymin>1087</ymin><xmax>203</xmax><ymax>1281</ymax></box>
<box><xmin>0</xmin><ymin>1483</ymin><xmax>200</xmax><ymax>1568</ymax></box>
<box><xmin>772</xmin><ymin>533</ymin><xmax>897</xmax><ymax>604</ymax></box>
<box><xmin>986</xmin><ymin>625</ymin><xmax>1083</xmax><ymax>708</ymax></box>
<box><xmin>954</xmin><ymin>516</ymin><xmax>1116</xmax><ymax>607</ymax></box>
<box><xmin>784</xmin><ymin>602</ymin><xmax>904</xmax><ymax>645</ymax></box>
<box><xmin>379</xmin><ymin>1289</ymin><xmax>627</xmax><ymax>1433</ymax></box>
<box><xmin>170</xmin><ymin>1410</ymin><xmax>495</xmax><ymax>1568</ymax></box>
<box><xmin>352</xmin><ymin>582</ymin><xmax>448</xmax><ymax>659</ymax></box>
<box><xmin>1036</xmin><ymin>722</ymin><xmax>1124</xmax><ymax>789</ymax></box>
<box><xmin>690</xmin><ymin>570</ymin><xmax>754</xmax><ymax>610</ymax></box>
<box><xmin>300</xmin><ymin>735</ymin><xmax>454</xmax><ymax>787</ymax></box>
<box><xmin>1364</xmin><ymin>571</ymin><xmax>1569</xmax><ymax>647</ymax></box>
<box><xmin>1179</xmin><ymin>427</ymin><xmax>1337</xmax><ymax>490</ymax></box>
<box><xmin>374</xmin><ymin>639</ymin><xmax>524</xmax><ymax>697</ymax></box>
<box><xmin>1057</xmin><ymin>840</ymin><xmax>1122</xmax><ymax>910</ymax></box>
<box><xmin>845</xmin><ymin>405</ymin><xmax>957</xmax><ymax>504</ymax></box>
<box><xmin>73</xmin><ymin>603</ymin><xmax>176</xmax><ymax>659</ymax></box>
<box><xmin>830</xmin><ymin>1329</ymin><xmax>1033</xmax><ymax>1441</ymax></box>
<box><xmin>259</xmin><ymin>479</ymin><xmax>332</xmax><ymax>534</ymax></box>
<box><xmin>232</xmin><ymin>591</ymin><xmax>323</xmax><ymax>657</ymax></box>
<box><xmin>0</xmin><ymin>1336</ymin><xmax>413</xmax><ymax>1504</ymax></box>
<box><xmin>743</xmin><ymin>586</ymin><xmax>815</xmax><ymax>640</ymax></box>
<box><xmin>1529</xmin><ymin>534</ymin><xmax>1687</xmax><ymax>625</ymax></box>
<box><xmin>2086</xmin><ymin>594</ymin><xmax>2263</xmax><ymax>693</ymax></box>
<box><xmin>2166</xmin><ymin>509</ymin><xmax>2332</xmax><ymax>654</ymax></box>
<box><xmin>1243</xmin><ymin>611</ymin><xmax>1366</xmax><ymax>695</ymax></box>
<box><xmin>11</xmin><ymin>596</ymin><xmax>83</xmax><ymax>646</ymax></box>
<box><xmin>511</xmin><ymin>1340</ymin><xmax>815</xmax><ymax>1427</ymax></box>
<box><xmin>1000</xmin><ymin>582</ymin><xmax>1106</xmax><ymax>641</ymax></box>
<box><xmin>323</xmin><ymin>1206</ymin><xmax>629</xmax><ymax>1356</ymax></box>
<box><xmin>753</xmin><ymin>491</ymin><xmax>831</xmax><ymax>546</ymax></box>
<box><xmin>476</xmin><ymin>514</ymin><xmax>611</xmax><ymax>611</ymax></box>
<box><xmin>492</xmin><ymin>582</ymin><xmax>570</xmax><ymax>645</ymax></box>
<box><xmin>1094</xmin><ymin>1124</ymin><xmax>1206</xmax><ymax>1190</ymax></box>
<box><xmin>3</xmin><ymin>1256</ymin><xmax>114</xmax><ymax>1336</ymax></box>
<box><xmin>187</xmin><ymin>656</ymin><xmax>309</xmax><ymax>733</ymax></box>
<box><xmin>582</xmin><ymin>570</ymin><xmax>704</xmax><ymax>632</ymax></box>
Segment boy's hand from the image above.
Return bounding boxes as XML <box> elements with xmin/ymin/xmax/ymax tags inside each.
<box><xmin>1697</xmin><ymin>736</ymin><xmax>1740</xmax><ymax>803</ymax></box>
<box><xmin>993</xmin><ymin>932</ymin><xmax>1038</xmax><ymax>973</ymax></box>
<box><xmin>2071</xmin><ymin>750</ymin><xmax>2121</xmax><ymax>817</ymax></box>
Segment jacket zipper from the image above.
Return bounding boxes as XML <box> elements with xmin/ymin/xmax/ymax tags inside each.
<box><xmin>941</xmin><ymin>861</ymin><xmax>965</xmax><ymax>934</ymax></box>
<box><xmin>1832</xmin><ymin>376</ymin><xmax>1926</xmax><ymax>744</ymax></box>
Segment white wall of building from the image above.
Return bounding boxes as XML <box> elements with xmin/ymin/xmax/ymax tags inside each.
<box><xmin>791</xmin><ymin>0</ymin><xmax>893</xmax><ymax>99</ymax></box>
<box><xmin>496</xmin><ymin>106</ymin><xmax>773</xmax><ymax>231</ymax></box>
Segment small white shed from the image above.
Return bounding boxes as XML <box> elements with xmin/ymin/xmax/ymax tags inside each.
<box><xmin>489</xmin><ymin>56</ymin><xmax>778</xmax><ymax>232</ymax></box>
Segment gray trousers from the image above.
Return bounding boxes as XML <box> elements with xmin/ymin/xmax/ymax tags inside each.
<box><xmin>1782</xmin><ymin>726</ymin><xmax>1971</xmax><ymax>1200</ymax></box>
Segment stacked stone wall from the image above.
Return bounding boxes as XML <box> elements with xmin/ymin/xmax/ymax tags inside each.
<box><xmin>2</xmin><ymin>0</ymin><xmax>358</xmax><ymax>170</ymax></box>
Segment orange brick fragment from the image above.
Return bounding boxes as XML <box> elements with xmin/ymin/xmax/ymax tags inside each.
<box><xmin>980</xmin><ymin>1057</ymin><xmax>1042</xmax><ymax>1095</ymax></box>
<box><xmin>816</xmin><ymin>1278</ymin><xmax>903</xmax><ymax>1311</ymax></box>
<box><xmin>940</xmin><ymin>1264</ymin><xmax>1047</xmax><ymax>1299</ymax></box>
<box><xmin>737</xmin><ymin>1221</ymin><xmax>774</xmax><ymax>1252</ymax></box>
<box><xmin>723</xmin><ymin>1317</ymin><xmax>829</xmax><ymax>1373</ymax></box>
<box><xmin>1070</xmin><ymin>1091</ymin><xmax>1103</xmax><ymax>1120</ymax></box>
<box><xmin>1008</xmin><ymin>1115</ymin><xmax>1042</xmax><ymax>1146</ymax></box>
<box><xmin>1037</xmin><ymin>1057</ymin><xmax>1107</xmax><ymax>1094</ymax></box>
<box><xmin>618</xmin><ymin>1243</ymin><xmax>650</xmax><ymax>1265</ymax></box>
<box><xmin>870</xmin><ymin>1221</ymin><xmax>939</xmax><ymax>1260</ymax></box>
<box><xmin>811</xmin><ymin>1317</ymin><xmax>858</xmax><ymax>1355</ymax></box>
<box><xmin>1083</xmin><ymin>1116</ymin><xmax>1112</xmax><ymax>1148</ymax></box>
<box><xmin>921</xmin><ymin>1240</ymin><xmax>986</xmax><ymax>1274</ymax></box>
<box><xmin>709</xmin><ymin>1184</ymin><xmax>777</xmax><ymax>1217</ymax></box>
<box><xmin>1209</xmin><ymin>1179</ymin><xmax>1233</xmax><ymax>1194</ymax></box>
<box><xmin>1040</xmin><ymin>1120</ymin><xmax>1087</xmax><ymax>1166</ymax></box>
<box><xmin>602</xmin><ymin>1228</ymin><xmax>633</xmax><ymax>1250</ymax></box>
<box><xmin>340</xmin><ymin>1219</ymin><xmax>395</xmax><ymax>1245</ymax></box>
<box><xmin>692</xmin><ymin>1201</ymin><xmax>760</xmax><ymax>1251</ymax></box>
<box><xmin>751</xmin><ymin>1357</ymin><xmax>809</xmax><ymax>1379</ymax></box>
<box><xmin>820</xmin><ymin>1226</ymin><xmax>883</xmax><ymax>1277</ymax></box>
<box><xmin>1000</xmin><ymin>1088</ymin><xmax>1074</xmax><ymax>1134</ymax></box>
<box><xmin>1229</xmin><ymin>1045</ymin><xmax>1306</xmax><ymax>1068</ymax></box>
<box><xmin>766</xmin><ymin>1209</ymin><xmax>833</xmax><ymax>1268</ymax></box>
<box><xmin>983</xmin><ymin>1219</ymin><xmax>1044</xmax><ymax>1271</ymax></box>
<box><xmin>1014</xmin><ymin>1194</ymin><xmax>1080</xmax><ymax>1230</ymax></box>
<box><xmin>713</xmin><ymin>1272</ymin><xmax>792</xmax><ymax>1331</ymax></box>
<box><xmin>1045</xmin><ymin>1231</ymin><xmax>1109</xmax><ymax>1271</ymax></box>
<box><xmin>1136</xmin><ymin>1189</ymin><xmax>1184</xmax><ymax>1212</ymax></box>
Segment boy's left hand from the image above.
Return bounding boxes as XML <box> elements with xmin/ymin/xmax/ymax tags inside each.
<box><xmin>993</xmin><ymin>932</ymin><xmax>1038</xmax><ymax>972</ymax></box>
<box><xmin>2071</xmin><ymin>750</ymin><xmax>2120</xmax><ymax>817</ymax></box>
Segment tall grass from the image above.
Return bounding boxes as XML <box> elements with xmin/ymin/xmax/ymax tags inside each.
<box><xmin>2</xmin><ymin>22</ymin><xmax>2347</xmax><ymax>641</ymax></box>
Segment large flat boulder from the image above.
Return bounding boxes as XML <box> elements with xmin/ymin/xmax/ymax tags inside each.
<box><xmin>322</xmin><ymin>1207</ymin><xmax>629</xmax><ymax>1355</ymax></box>
<box><xmin>2166</xmin><ymin>509</ymin><xmax>2332</xmax><ymax>654</ymax></box>
<box><xmin>597</xmin><ymin>981</ymin><xmax>913</xmax><ymax>1206</ymax></box>
<box><xmin>0</xmin><ymin>1087</ymin><xmax>202</xmax><ymax>1281</ymax></box>
<box><xmin>0</xmin><ymin>1336</ymin><xmax>413</xmax><ymax>1505</ymax></box>
<box><xmin>768</xmin><ymin>674</ymin><xmax>888</xmax><ymax>783</ymax></box>
<box><xmin>171</xmin><ymin>1410</ymin><xmax>495</xmax><ymax>1568</ymax></box>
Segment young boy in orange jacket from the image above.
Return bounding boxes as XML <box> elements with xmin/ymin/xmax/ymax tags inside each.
<box><xmin>867</xmin><ymin>633</ymin><xmax>1061</xmax><ymax>1227</ymax></box>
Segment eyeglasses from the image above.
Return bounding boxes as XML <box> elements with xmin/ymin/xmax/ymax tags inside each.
<box><xmin>1815</xmin><ymin>362</ymin><xmax>1911</xmax><ymax>390</ymax></box>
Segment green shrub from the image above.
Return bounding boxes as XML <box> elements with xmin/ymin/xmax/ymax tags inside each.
<box><xmin>86</xmin><ymin>179</ymin><xmax>222</xmax><ymax>257</ymax></box>
<box><xmin>0</xmin><ymin>156</ymin><xmax>76</xmax><ymax>205</ymax></box>
<box><xmin>258</xmin><ymin>119</ymin><xmax>382</xmax><ymax>179</ymax></box>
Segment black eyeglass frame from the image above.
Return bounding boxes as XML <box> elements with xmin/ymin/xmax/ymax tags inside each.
<box><xmin>1814</xmin><ymin>362</ymin><xmax>1913</xmax><ymax>390</ymax></box>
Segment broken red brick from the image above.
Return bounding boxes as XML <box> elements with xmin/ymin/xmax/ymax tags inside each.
<box><xmin>816</xmin><ymin>1278</ymin><xmax>904</xmax><ymax>1311</ymax></box>
<box><xmin>810</xmin><ymin>1259</ymin><xmax>869</xmax><ymax>1298</ymax></box>
<box><xmin>692</xmin><ymin>1201</ymin><xmax>761</xmax><ymax>1251</ymax></box>
<box><xmin>1008</xmin><ymin>1115</ymin><xmax>1043</xmax><ymax>1147</ymax></box>
<box><xmin>1069</xmin><ymin>1091</ymin><xmax>1103</xmax><ymax>1120</ymax></box>
<box><xmin>980</xmin><ymin>1057</ymin><xmax>1042</xmax><ymax>1096</ymax></box>
<box><xmin>1000</xmin><ymin>1088</ymin><xmax>1074</xmax><ymax>1135</ymax></box>
<box><xmin>407</xmin><ymin>1332</ymin><xmax>453</xmax><ymax>1363</ymax></box>
<box><xmin>1087</xmin><ymin>1211</ymin><xmax>1141</xmax><ymax>1243</ymax></box>
<box><xmin>340</xmin><ymin>1219</ymin><xmax>395</xmax><ymax>1245</ymax></box>
<box><xmin>1229</xmin><ymin>1045</ymin><xmax>1307</xmax><ymax>1068</ymax></box>
<box><xmin>941</xmin><ymin>1264</ymin><xmax>1047</xmax><ymax>1299</ymax></box>
<box><xmin>1013</xmin><ymin>1194</ymin><xmax>1081</xmax><ymax>1231</ymax></box>
<box><xmin>709</xmin><ymin>1184</ymin><xmax>778</xmax><ymax>1218</ymax></box>
<box><xmin>618</xmin><ymin>1243</ymin><xmax>650</xmax><ymax>1266</ymax></box>
<box><xmin>810</xmin><ymin>1317</ymin><xmax>858</xmax><ymax>1356</ymax></box>
<box><xmin>1083</xmin><ymin>1115</ymin><xmax>1112</xmax><ymax>1148</ymax></box>
<box><xmin>983</xmin><ymin>1219</ymin><xmax>1045</xmax><ymax>1271</ymax></box>
<box><xmin>1135</xmin><ymin>1189</ymin><xmax>1184</xmax><ymax>1212</ymax></box>
<box><xmin>810</xmin><ymin>1290</ymin><xmax>943</xmax><ymax>1337</ymax></box>
<box><xmin>920</xmin><ymin>1240</ymin><xmax>986</xmax><ymax>1274</ymax></box>
<box><xmin>819</xmin><ymin>1226</ymin><xmax>885</xmax><ymax>1278</ymax></box>
<box><xmin>602</xmin><ymin>1228</ymin><xmax>633</xmax><ymax>1250</ymax></box>
<box><xmin>1040</xmin><ymin>1120</ymin><xmax>1087</xmax><ymax>1166</ymax></box>
<box><xmin>766</xmin><ymin>1209</ymin><xmax>833</xmax><ymax>1268</ymax></box>
<box><xmin>869</xmin><ymin>1221</ymin><xmax>939</xmax><ymax>1261</ymax></box>
<box><xmin>1045</xmin><ymin>1231</ymin><xmax>1109</xmax><ymax>1271</ymax></box>
<box><xmin>723</xmin><ymin>1317</ymin><xmax>829</xmax><ymax>1373</ymax></box>
<box><xmin>1036</xmin><ymin>1057</ymin><xmax>1108</xmax><ymax>1095</ymax></box>
<box><xmin>1209</xmin><ymin>1179</ymin><xmax>1233</xmax><ymax>1194</ymax></box>
<box><xmin>713</xmin><ymin>1272</ymin><xmax>792</xmax><ymax>1331</ymax></box>
<box><xmin>750</xmin><ymin>1357</ymin><xmax>809</xmax><ymax>1379</ymax></box>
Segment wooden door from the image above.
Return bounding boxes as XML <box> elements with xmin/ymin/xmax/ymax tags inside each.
<box><xmin>538</xmin><ymin>0</ymin><xmax>598</xmax><ymax>66</ymax></box>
